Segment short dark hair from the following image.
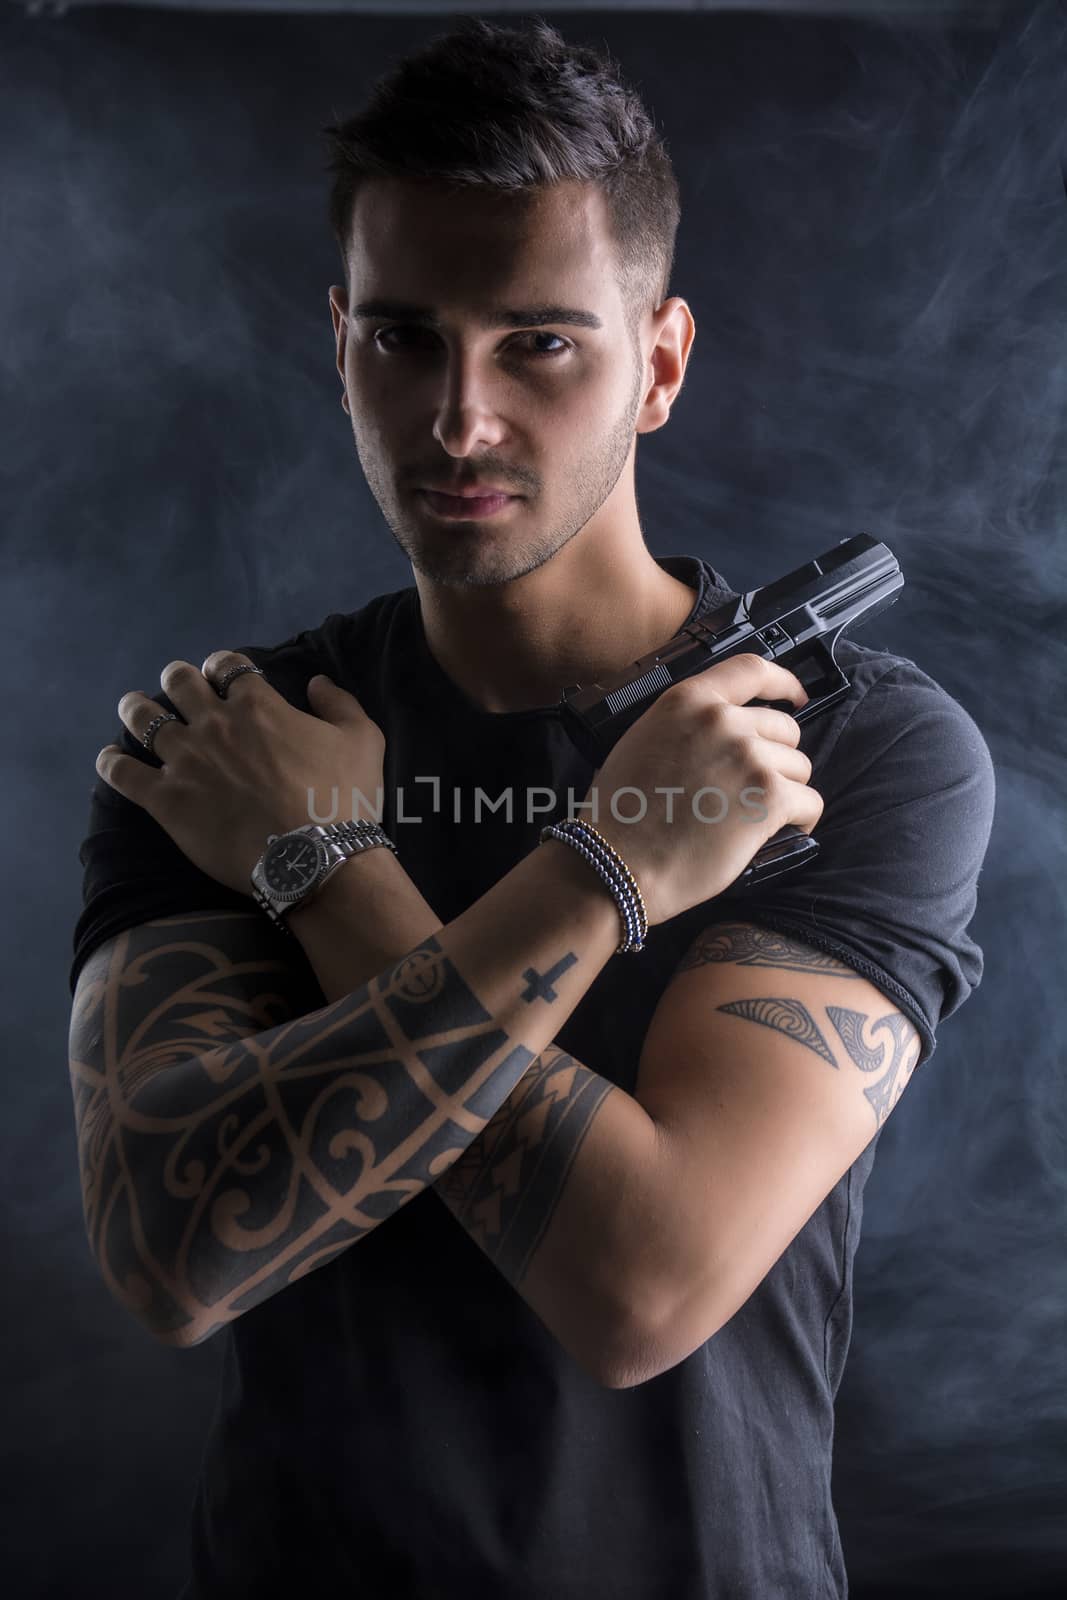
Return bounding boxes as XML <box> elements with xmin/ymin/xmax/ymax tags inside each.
<box><xmin>321</xmin><ymin>14</ymin><xmax>681</xmax><ymax>347</ymax></box>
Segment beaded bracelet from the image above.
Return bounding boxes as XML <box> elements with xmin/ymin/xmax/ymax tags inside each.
<box><xmin>540</xmin><ymin>819</ymin><xmax>648</xmax><ymax>954</ymax></box>
<box><xmin>562</xmin><ymin>824</ymin><xmax>645</xmax><ymax>947</ymax></box>
<box><xmin>539</xmin><ymin>818</ymin><xmax>649</xmax><ymax>955</ymax></box>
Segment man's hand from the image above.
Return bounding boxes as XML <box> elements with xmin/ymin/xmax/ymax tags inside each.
<box><xmin>94</xmin><ymin>649</ymin><xmax>386</xmax><ymax>895</ymax></box>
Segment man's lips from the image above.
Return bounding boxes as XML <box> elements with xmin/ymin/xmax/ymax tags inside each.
<box><xmin>418</xmin><ymin>488</ymin><xmax>521</xmax><ymax>520</ymax></box>
<box><xmin>420</xmin><ymin>483</ymin><xmax>517</xmax><ymax>497</ymax></box>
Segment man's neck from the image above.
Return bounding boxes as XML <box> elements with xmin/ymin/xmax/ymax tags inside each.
<box><xmin>416</xmin><ymin>552</ymin><xmax>699</xmax><ymax>716</ymax></box>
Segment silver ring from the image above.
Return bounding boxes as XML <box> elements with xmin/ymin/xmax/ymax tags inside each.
<box><xmin>142</xmin><ymin>712</ymin><xmax>179</xmax><ymax>755</ymax></box>
<box><xmin>212</xmin><ymin>663</ymin><xmax>264</xmax><ymax>699</ymax></box>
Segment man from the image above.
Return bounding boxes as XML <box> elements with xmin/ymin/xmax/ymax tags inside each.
<box><xmin>68</xmin><ymin>18</ymin><xmax>995</xmax><ymax>1598</ymax></box>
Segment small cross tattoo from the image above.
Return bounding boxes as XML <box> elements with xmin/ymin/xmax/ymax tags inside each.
<box><xmin>520</xmin><ymin>953</ymin><xmax>578</xmax><ymax>1004</ymax></box>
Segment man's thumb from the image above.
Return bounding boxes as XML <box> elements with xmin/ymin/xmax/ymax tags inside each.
<box><xmin>308</xmin><ymin>672</ymin><xmax>346</xmax><ymax>703</ymax></box>
<box><xmin>308</xmin><ymin>673</ymin><xmax>367</xmax><ymax>716</ymax></box>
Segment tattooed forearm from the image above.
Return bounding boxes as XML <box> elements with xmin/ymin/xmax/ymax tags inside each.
<box><xmin>520</xmin><ymin>953</ymin><xmax>578</xmax><ymax>1003</ymax></box>
<box><xmin>68</xmin><ymin>840</ymin><xmax>621</xmax><ymax>1347</ymax></box>
<box><xmin>433</xmin><ymin>1044</ymin><xmax>614</xmax><ymax>1288</ymax></box>
<box><xmin>73</xmin><ymin>924</ymin><xmax>537</xmax><ymax>1345</ymax></box>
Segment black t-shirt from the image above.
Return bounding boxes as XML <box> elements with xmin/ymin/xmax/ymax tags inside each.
<box><xmin>69</xmin><ymin>554</ymin><xmax>995</xmax><ymax>1599</ymax></box>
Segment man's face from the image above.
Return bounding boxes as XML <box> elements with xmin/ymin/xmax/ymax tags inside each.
<box><xmin>329</xmin><ymin>177</ymin><xmax>653</xmax><ymax>590</ymax></box>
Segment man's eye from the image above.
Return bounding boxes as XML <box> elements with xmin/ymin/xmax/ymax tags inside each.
<box><xmin>373</xmin><ymin>326</ymin><xmax>571</xmax><ymax>359</ymax></box>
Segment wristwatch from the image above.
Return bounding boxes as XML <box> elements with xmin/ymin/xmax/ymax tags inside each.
<box><xmin>250</xmin><ymin>820</ymin><xmax>397</xmax><ymax>935</ymax></box>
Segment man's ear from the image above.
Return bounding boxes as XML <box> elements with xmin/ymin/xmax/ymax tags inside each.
<box><xmin>329</xmin><ymin>286</ymin><xmax>347</xmax><ymax>342</ymax></box>
<box><xmin>636</xmin><ymin>298</ymin><xmax>696</xmax><ymax>437</ymax></box>
<box><xmin>329</xmin><ymin>287</ymin><xmax>349</xmax><ymax>411</ymax></box>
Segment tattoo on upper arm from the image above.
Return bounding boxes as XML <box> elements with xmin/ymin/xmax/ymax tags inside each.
<box><xmin>826</xmin><ymin>1008</ymin><xmax>919</xmax><ymax>1126</ymax></box>
<box><xmin>674</xmin><ymin>922</ymin><xmax>865</xmax><ymax>977</ymax></box>
<box><xmin>674</xmin><ymin>922</ymin><xmax>922</xmax><ymax>1131</ymax></box>
<box><xmin>718</xmin><ymin>997</ymin><xmax>838</xmax><ymax>1065</ymax></box>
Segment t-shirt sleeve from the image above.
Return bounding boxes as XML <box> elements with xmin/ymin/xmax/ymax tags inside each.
<box><xmin>68</xmin><ymin>637</ymin><xmax>321</xmax><ymax>998</ymax></box>
<box><xmin>709</xmin><ymin>658</ymin><xmax>996</xmax><ymax>1068</ymax></box>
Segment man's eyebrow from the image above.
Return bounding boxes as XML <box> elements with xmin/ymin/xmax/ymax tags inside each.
<box><xmin>350</xmin><ymin>300</ymin><xmax>604</xmax><ymax>331</ymax></box>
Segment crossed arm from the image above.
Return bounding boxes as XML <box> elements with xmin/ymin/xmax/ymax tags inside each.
<box><xmin>68</xmin><ymin>841</ymin><xmax>665</xmax><ymax>1385</ymax></box>
<box><xmin>282</xmin><ymin>848</ymin><xmax>669</xmax><ymax>1381</ymax></box>
<box><xmin>69</xmin><ymin>842</ymin><xmax>919</xmax><ymax>1388</ymax></box>
<box><xmin>285</xmin><ymin>848</ymin><xmax>919</xmax><ymax>1386</ymax></box>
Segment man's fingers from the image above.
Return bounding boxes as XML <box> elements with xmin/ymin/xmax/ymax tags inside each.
<box><xmin>745</xmin><ymin>704</ymin><xmax>807</xmax><ymax>746</ymax></box>
<box><xmin>686</xmin><ymin>651</ymin><xmax>809</xmax><ymax>708</ymax></box>
<box><xmin>201</xmin><ymin>649</ymin><xmax>255</xmax><ymax>677</ymax></box>
<box><xmin>115</xmin><ymin>689</ymin><xmax>185</xmax><ymax>755</ymax></box>
<box><xmin>95</xmin><ymin>741</ymin><xmax>157</xmax><ymax>809</ymax></box>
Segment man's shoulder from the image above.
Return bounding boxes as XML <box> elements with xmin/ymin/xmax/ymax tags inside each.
<box><xmin>228</xmin><ymin>584</ymin><xmax>414</xmax><ymax>713</ymax></box>
<box><xmin>827</xmin><ymin>637</ymin><xmax>993</xmax><ymax>784</ymax></box>
<box><xmin>812</xmin><ymin>633</ymin><xmax>998</xmax><ymax>819</ymax></box>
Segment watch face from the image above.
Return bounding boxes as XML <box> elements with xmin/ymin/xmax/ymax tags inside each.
<box><xmin>263</xmin><ymin>833</ymin><xmax>324</xmax><ymax>898</ymax></box>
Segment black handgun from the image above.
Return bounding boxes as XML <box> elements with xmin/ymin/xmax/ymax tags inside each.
<box><xmin>557</xmin><ymin>533</ymin><xmax>903</xmax><ymax>891</ymax></box>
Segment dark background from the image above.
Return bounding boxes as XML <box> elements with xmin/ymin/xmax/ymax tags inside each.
<box><xmin>4</xmin><ymin>0</ymin><xmax>1065</xmax><ymax>1594</ymax></box>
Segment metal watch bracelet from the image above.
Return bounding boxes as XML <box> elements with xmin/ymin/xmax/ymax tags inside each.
<box><xmin>253</xmin><ymin>820</ymin><xmax>397</xmax><ymax>937</ymax></box>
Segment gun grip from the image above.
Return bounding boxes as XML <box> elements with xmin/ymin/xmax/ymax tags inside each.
<box><xmin>736</xmin><ymin>824</ymin><xmax>819</xmax><ymax>889</ymax></box>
